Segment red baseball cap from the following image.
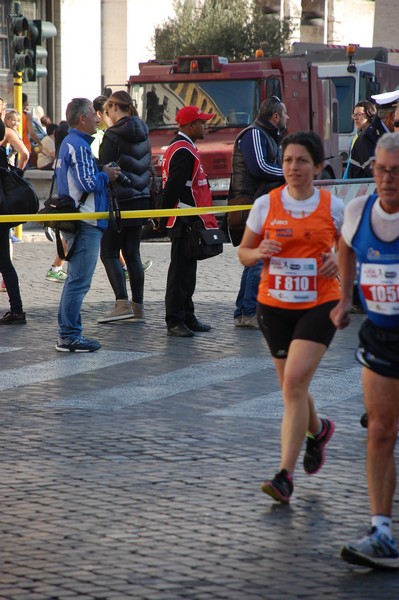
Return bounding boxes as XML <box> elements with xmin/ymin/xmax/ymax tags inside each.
<box><xmin>176</xmin><ymin>105</ymin><xmax>214</xmax><ymax>126</ymax></box>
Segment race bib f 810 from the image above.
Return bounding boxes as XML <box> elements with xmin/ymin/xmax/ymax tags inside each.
<box><xmin>268</xmin><ymin>257</ymin><xmax>317</xmax><ymax>303</ymax></box>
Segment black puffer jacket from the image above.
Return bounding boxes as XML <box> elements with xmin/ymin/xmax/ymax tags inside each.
<box><xmin>99</xmin><ymin>115</ymin><xmax>151</xmax><ymax>213</ymax></box>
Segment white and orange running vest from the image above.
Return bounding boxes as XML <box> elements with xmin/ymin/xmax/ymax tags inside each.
<box><xmin>258</xmin><ymin>185</ymin><xmax>340</xmax><ymax>309</ymax></box>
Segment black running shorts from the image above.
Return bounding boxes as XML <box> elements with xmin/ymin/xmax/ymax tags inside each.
<box><xmin>356</xmin><ymin>319</ymin><xmax>399</xmax><ymax>380</ymax></box>
<box><xmin>257</xmin><ymin>300</ymin><xmax>338</xmax><ymax>359</ymax></box>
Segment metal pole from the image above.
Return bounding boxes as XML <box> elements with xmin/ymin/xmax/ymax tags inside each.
<box><xmin>13</xmin><ymin>71</ymin><xmax>23</xmax><ymax>240</ymax></box>
<box><xmin>13</xmin><ymin>71</ymin><xmax>23</xmax><ymax>136</ymax></box>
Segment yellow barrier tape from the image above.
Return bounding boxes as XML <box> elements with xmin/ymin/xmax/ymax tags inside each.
<box><xmin>0</xmin><ymin>205</ymin><xmax>253</xmax><ymax>224</ymax></box>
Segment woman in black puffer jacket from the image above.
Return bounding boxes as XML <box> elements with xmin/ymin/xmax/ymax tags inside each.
<box><xmin>98</xmin><ymin>91</ymin><xmax>151</xmax><ymax>324</ymax></box>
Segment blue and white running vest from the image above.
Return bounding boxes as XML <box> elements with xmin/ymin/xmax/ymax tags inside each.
<box><xmin>352</xmin><ymin>194</ymin><xmax>399</xmax><ymax>329</ymax></box>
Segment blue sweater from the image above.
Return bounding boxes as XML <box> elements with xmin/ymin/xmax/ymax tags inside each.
<box><xmin>55</xmin><ymin>128</ymin><xmax>110</xmax><ymax>230</ymax></box>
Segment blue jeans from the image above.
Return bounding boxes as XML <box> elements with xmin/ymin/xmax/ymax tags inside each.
<box><xmin>58</xmin><ymin>222</ymin><xmax>103</xmax><ymax>341</ymax></box>
<box><xmin>234</xmin><ymin>260</ymin><xmax>262</xmax><ymax>319</ymax></box>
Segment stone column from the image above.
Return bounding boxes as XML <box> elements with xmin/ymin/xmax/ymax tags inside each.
<box><xmin>326</xmin><ymin>0</ymin><xmax>344</xmax><ymax>44</ymax></box>
<box><xmin>283</xmin><ymin>0</ymin><xmax>302</xmax><ymax>45</ymax></box>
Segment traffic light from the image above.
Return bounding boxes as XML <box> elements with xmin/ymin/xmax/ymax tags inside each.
<box><xmin>28</xmin><ymin>20</ymin><xmax>57</xmax><ymax>81</ymax></box>
<box><xmin>7</xmin><ymin>14</ymin><xmax>34</xmax><ymax>80</ymax></box>
<box><xmin>7</xmin><ymin>13</ymin><xmax>57</xmax><ymax>81</ymax></box>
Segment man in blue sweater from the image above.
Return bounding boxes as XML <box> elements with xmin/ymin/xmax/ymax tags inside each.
<box><xmin>55</xmin><ymin>97</ymin><xmax>120</xmax><ymax>352</ymax></box>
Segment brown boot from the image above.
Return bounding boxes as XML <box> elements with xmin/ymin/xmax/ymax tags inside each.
<box><xmin>97</xmin><ymin>299</ymin><xmax>134</xmax><ymax>323</ymax></box>
<box><xmin>131</xmin><ymin>302</ymin><xmax>145</xmax><ymax>322</ymax></box>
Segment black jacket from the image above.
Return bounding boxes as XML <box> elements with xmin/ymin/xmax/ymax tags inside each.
<box><xmin>347</xmin><ymin>116</ymin><xmax>386</xmax><ymax>179</ymax></box>
<box><xmin>160</xmin><ymin>133</ymin><xmax>199</xmax><ymax>237</ymax></box>
<box><xmin>230</xmin><ymin>118</ymin><xmax>284</xmax><ymax>201</ymax></box>
<box><xmin>99</xmin><ymin>115</ymin><xmax>152</xmax><ymax>214</ymax></box>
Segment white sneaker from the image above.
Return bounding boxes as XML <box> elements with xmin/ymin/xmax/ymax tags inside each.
<box><xmin>236</xmin><ymin>315</ymin><xmax>259</xmax><ymax>328</ymax></box>
<box><xmin>341</xmin><ymin>527</ymin><xmax>399</xmax><ymax>569</ymax></box>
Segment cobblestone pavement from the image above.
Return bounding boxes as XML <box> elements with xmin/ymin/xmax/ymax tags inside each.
<box><xmin>0</xmin><ymin>234</ymin><xmax>398</xmax><ymax>599</ymax></box>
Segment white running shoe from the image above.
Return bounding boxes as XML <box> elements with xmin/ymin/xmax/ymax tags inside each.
<box><xmin>341</xmin><ymin>527</ymin><xmax>399</xmax><ymax>569</ymax></box>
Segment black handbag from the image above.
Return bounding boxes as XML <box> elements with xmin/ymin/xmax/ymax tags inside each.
<box><xmin>0</xmin><ymin>165</ymin><xmax>39</xmax><ymax>228</ymax></box>
<box><xmin>184</xmin><ymin>220</ymin><xmax>227</xmax><ymax>260</ymax></box>
<box><xmin>38</xmin><ymin>167</ymin><xmax>88</xmax><ymax>260</ymax></box>
<box><xmin>39</xmin><ymin>194</ymin><xmax>81</xmax><ymax>233</ymax></box>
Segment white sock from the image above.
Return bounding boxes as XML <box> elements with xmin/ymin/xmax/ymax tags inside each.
<box><xmin>51</xmin><ymin>266</ymin><xmax>62</xmax><ymax>273</ymax></box>
<box><xmin>307</xmin><ymin>419</ymin><xmax>323</xmax><ymax>438</ymax></box>
<box><xmin>372</xmin><ymin>515</ymin><xmax>392</xmax><ymax>538</ymax></box>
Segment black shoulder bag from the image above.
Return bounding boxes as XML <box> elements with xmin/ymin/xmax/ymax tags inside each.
<box><xmin>0</xmin><ymin>161</ymin><xmax>39</xmax><ymax>230</ymax></box>
<box><xmin>184</xmin><ymin>219</ymin><xmax>227</xmax><ymax>260</ymax></box>
<box><xmin>38</xmin><ymin>168</ymin><xmax>88</xmax><ymax>260</ymax></box>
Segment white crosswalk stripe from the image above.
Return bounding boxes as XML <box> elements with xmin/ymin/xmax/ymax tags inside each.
<box><xmin>0</xmin><ymin>346</ymin><xmax>21</xmax><ymax>354</ymax></box>
<box><xmin>0</xmin><ymin>350</ymin><xmax>153</xmax><ymax>391</ymax></box>
<box><xmin>209</xmin><ymin>366</ymin><xmax>363</xmax><ymax>419</ymax></box>
<box><xmin>0</xmin><ymin>346</ymin><xmax>362</xmax><ymax>418</ymax></box>
<box><xmin>40</xmin><ymin>357</ymin><xmax>269</xmax><ymax>410</ymax></box>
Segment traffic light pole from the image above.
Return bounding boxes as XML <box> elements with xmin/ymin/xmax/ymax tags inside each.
<box><xmin>13</xmin><ymin>71</ymin><xmax>23</xmax><ymax>240</ymax></box>
<box><xmin>13</xmin><ymin>70</ymin><xmax>23</xmax><ymax>136</ymax></box>
<box><xmin>7</xmin><ymin>5</ymin><xmax>57</xmax><ymax>240</ymax></box>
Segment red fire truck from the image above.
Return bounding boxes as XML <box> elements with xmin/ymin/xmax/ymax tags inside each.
<box><xmin>126</xmin><ymin>53</ymin><xmax>341</xmax><ymax>206</ymax></box>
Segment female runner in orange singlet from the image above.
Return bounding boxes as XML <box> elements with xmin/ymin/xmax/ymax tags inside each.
<box><xmin>238</xmin><ymin>131</ymin><xmax>344</xmax><ymax>503</ymax></box>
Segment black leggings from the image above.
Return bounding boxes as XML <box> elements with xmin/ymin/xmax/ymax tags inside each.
<box><xmin>100</xmin><ymin>224</ymin><xmax>144</xmax><ymax>304</ymax></box>
<box><xmin>0</xmin><ymin>227</ymin><xmax>23</xmax><ymax>314</ymax></box>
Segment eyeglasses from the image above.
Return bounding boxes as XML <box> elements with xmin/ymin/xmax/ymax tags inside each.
<box><xmin>394</xmin><ymin>120</ymin><xmax>399</xmax><ymax>127</ymax></box>
<box><xmin>371</xmin><ymin>164</ymin><xmax>399</xmax><ymax>178</ymax></box>
<box><xmin>352</xmin><ymin>112</ymin><xmax>366</xmax><ymax>118</ymax></box>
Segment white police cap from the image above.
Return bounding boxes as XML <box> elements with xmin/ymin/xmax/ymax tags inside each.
<box><xmin>371</xmin><ymin>90</ymin><xmax>399</xmax><ymax>107</ymax></box>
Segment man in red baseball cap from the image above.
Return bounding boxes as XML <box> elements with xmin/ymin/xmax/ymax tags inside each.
<box><xmin>159</xmin><ymin>105</ymin><xmax>217</xmax><ymax>337</ymax></box>
<box><xmin>175</xmin><ymin>105</ymin><xmax>214</xmax><ymax>126</ymax></box>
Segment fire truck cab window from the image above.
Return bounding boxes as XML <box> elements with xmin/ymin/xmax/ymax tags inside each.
<box><xmin>130</xmin><ymin>80</ymin><xmax>259</xmax><ymax>129</ymax></box>
<box><xmin>265</xmin><ymin>78</ymin><xmax>281</xmax><ymax>102</ymax></box>
<box><xmin>329</xmin><ymin>76</ymin><xmax>355</xmax><ymax>134</ymax></box>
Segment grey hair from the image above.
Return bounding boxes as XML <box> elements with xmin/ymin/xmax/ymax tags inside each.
<box><xmin>376</xmin><ymin>132</ymin><xmax>399</xmax><ymax>154</ymax></box>
<box><xmin>66</xmin><ymin>98</ymin><xmax>93</xmax><ymax>127</ymax></box>
<box><xmin>377</xmin><ymin>106</ymin><xmax>395</xmax><ymax>121</ymax></box>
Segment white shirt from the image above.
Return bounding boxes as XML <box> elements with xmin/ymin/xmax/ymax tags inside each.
<box><xmin>246</xmin><ymin>186</ymin><xmax>344</xmax><ymax>236</ymax></box>
<box><xmin>342</xmin><ymin>195</ymin><xmax>399</xmax><ymax>246</ymax></box>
